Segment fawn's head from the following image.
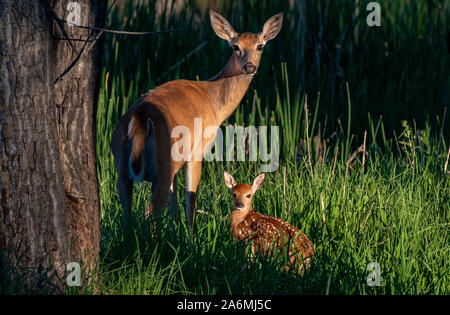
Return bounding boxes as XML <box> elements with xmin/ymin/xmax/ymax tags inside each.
<box><xmin>224</xmin><ymin>171</ymin><xmax>265</xmax><ymax>211</ymax></box>
<box><xmin>210</xmin><ymin>11</ymin><xmax>283</xmax><ymax>76</ymax></box>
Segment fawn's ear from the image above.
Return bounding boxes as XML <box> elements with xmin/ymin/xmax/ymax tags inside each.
<box><xmin>252</xmin><ymin>173</ymin><xmax>265</xmax><ymax>192</ymax></box>
<box><xmin>261</xmin><ymin>13</ymin><xmax>283</xmax><ymax>43</ymax></box>
<box><xmin>224</xmin><ymin>171</ymin><xmax>237</xmax><ymax>189</ymax></box>
<box><xmin>210</xmin><ymin>10</ymin><xmax>238</xmax><ymax>41</ymax></box>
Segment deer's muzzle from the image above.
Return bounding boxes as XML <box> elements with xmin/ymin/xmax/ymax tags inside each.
<box><xmin>243</xmin><ymin>62</ymin><xmax>257</xmax><ymax>75</ymax></box>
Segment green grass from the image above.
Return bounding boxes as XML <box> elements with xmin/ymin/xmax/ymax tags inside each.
<box><xmin>91</xmin><ymin>148</ymin><xmax>450</xmax><ymax>294</ymax></box>
<box><xmin>89</xmin><ymin>0</ymin><xmax>450</xmax><ymax>294</ymax></box>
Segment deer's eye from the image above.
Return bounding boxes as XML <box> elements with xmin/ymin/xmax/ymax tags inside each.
<box><xmin>233</xmin><ymin>45</ymin><xmax>240</xmax><ymax>53</ymax></box>
<box><xmin>246</xmin><ymin>194</ymin><xmax>251</xmax><ymax>198</ymax></box>
<box><xmin>233</xmin><ymin>193</ymin><xmax>237</xmax><ymax>198</ymax></box>
<box><xmin>257</xmin><ymin>44</ymin><xmax>263</xmax><ymax>51</ymax></box>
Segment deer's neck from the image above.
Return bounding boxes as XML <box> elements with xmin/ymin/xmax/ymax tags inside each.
<box><xmin>207</xmin><ymin>54</ymin><xmax>254</xmax><ymax>125</ymax></box>
<box><xmin>230</xmin><ymin>207</ymin><xmax>253</xmax><ymax>229</ymax></box>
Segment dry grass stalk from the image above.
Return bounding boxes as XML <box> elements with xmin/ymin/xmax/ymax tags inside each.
<box><xmin>304</xmin><ymin>95</ymin><xmax>314</xmax><ymax>178</ymax></box>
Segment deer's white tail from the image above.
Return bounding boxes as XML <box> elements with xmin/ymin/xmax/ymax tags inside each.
<box><xmin>127</xmin><ymin>114</ymin><xmax>155</xmax><ymax>182</ymax></box>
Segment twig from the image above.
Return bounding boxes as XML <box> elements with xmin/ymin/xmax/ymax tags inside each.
<box><xmin>84</xmin><ymin>0</ymin><xmax>119</xmax><ymax>55</ymax></box>
<box><xmin>53</xmin><ymin>0</ymin><xmax>189</xmax><ymax>37</ymax></box>
<box><xmin>393</xmin><ymin>130</ymin><xmax>401</xmax><ymax>157</ymax></box>
<box><xmin>370</xmin><ymin>238</ymin><xmax>390</xmax><ymax>248</ymax></box>
<box><xmin>46</xmin><ymin>0</ymin><xmax>189</xmax><ymax>83</ymax></box>
<box><xmin>342</xmin><ymin>158</ymin><xmax>349</xmax><ymax>206</ymax></box>
<box><xmin>444</xmin><ymin>146</ymin><xmax>450</xmax><ymax>174</ymax></box>
<box><xmin>54</xmin><ymin>31</ymin><xmax>95</xmax><ymax>84</ymax></box>
<box><xmin>52</xmin><ymin>0</ymin><xmax>119</xmax><ymax>84</ymax></box>
<box><xmin>321</xmin><ymin>192</ymin><xmax>326</xmax><ymax>224</ymax></box>
<box><xmin>435</xmin><ymin>107</ymin><xmax>447</xmax><ymax>170</ymax></box>
<box><xmin>329</xmin><ymin>146</ymin><xmax>339</xmax><ymax>187</ymax></box>
<box><xmin>417</xmin><ymin>130</ymin><xmax>424</xmax><ymax>167</ymax></box>
<box><xmin>64</xmin><ymin>21</ymin><xmax>191</xmax><ymax>36</ymax></box>
<box><xmin>316</xmin><ymin>122</ymin><xmax>324</xmax><ymax>163</ymax></box>
<box><xmin>40</xmin><ymin>0</ymin><xmax>74</xmax><ymax>48</ymax></box>
<box><xmin>362</xmin><ymin>130</ymin><xmax>367</xmax><ymax>173</ymax></box>
<box><xmin>346</xmin><ymin>144</ymin><xmax>364</xmax><ymax>168</ymax></box>
<box><xmin>304</xmin><ymin>95</ymin><xmax>314</xmax><ymax>178</ymax></box>
<box><xmin>53</xmin><ymin>37</ymin><xmax>95</xmax><ymax>42</ymax></box>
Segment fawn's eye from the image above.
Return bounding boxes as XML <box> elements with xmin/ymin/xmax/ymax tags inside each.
<box><xmin>246</xmin><ymin>194</ymin><xmax>251</xmax><ymax>198</ymax></box>
<box><xmin>257</xmin><ymin>44</ymin><xmax>263</xmax><ymax>51</ymax></box>
<box><xmin>233</xmin><ymin>45</ymin><xmax>240</xmax><ymax>52</ymax></box>
<box><xmin>233</xmin><ymin>193</ymin><xmax>237</xmax><ymax>198</ymax></box>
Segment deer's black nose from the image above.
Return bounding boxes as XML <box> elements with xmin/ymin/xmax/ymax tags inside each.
<box><xmin>243</xmin><ymin>62</ymin><xmax>256</xmax><ymax>74</ymax></box>
<box><xmin>235</xmin><ymin>202</ymin><xmax>244</xmax><ymax>209</ymax></box>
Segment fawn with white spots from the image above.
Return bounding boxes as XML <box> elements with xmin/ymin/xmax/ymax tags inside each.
<box><xmin>224</xmin><ymin>171</ymin><xmax>315</xmax><ymax>273</ymax></box>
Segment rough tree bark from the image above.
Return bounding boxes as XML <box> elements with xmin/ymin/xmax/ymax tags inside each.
<box><xmin>0</xmin><ymin>0</ymin><xmax>106</xmax><ymax>292</ymax></box>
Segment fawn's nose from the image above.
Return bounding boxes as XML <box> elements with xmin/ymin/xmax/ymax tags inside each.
<box><xmin>235</xmin><ymin>202</ymin><xmax>244</xmax><ymax>209</ymax></box>
<box><xmin>243</xmin><ymin>62</ymin><xmax>256</xmax><ymax>75</ymax></box>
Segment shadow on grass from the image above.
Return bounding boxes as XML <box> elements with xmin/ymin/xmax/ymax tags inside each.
<box><xmin>96</xmin><ymin>206</ymin><xmax>370</xmax><ymax>295</ymax></box>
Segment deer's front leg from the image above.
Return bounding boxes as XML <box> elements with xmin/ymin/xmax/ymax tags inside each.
<box><xmin>185</xmin><ymin>161</ymin><xmax>202</xmax><ymax>235</ymax></box>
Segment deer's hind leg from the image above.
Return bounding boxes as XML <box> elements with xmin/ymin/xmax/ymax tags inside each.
<box><xmin>113</xmin><ymin>138</ymin><xmax>134</xmax><ymax>228</ymax></box>
<box><xmin>117</xmin><ymin>170</ymin><xmax>134</xmax><ymax>232</ymax></box>
<box><xmin>185</xmin><ymin>161</ymin><xmax>202</xmax><ymax>236</ymax></box>
<box><xmin>145</xmin><ymin>159</ymin><xmax>182</xmax><ymax>227</ymax></box>
<box><xmin>145</xmin><ymin>167</ymin><xmax>171</xmax><ymax>219</ymax></box>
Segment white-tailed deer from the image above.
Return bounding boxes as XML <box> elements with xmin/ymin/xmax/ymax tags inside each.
<box><xmin>111</xmin><ymin>11</ymin><xmax>283</xmax><ymax>234</ymax></box>
<box><xmin>224</xmin><ymin>171</ymin><xmax>315</xmax><ymax>273</ymax></box>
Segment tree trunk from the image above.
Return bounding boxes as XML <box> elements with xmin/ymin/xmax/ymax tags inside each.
<box><xmin>0</xmin><ymin>0</ymin><xmax>105</xmax><ymax>292</ymax></box>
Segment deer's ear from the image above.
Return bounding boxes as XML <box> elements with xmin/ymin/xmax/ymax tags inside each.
<box><xmin>224</xmin><ymin>171</ymin><xmax>237</xmax><ymax>189</ymax></box>
<box><xmin>252</xmin><ymin>173</ymin><xmax>265</xmax><ymax>192</ymax></box>
<box><xmin>210</xmin><ymin>10</ymin><xmax>238</xmax><ymax>41</ymax></box>
<box><xmin>261</xmin><ymin>13</ymin><xmax>283</xmax><ymax>43</ymax></box>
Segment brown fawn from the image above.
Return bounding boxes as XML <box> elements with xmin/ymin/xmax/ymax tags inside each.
<box><xmin>224</xmin><ymin>171</ymin><xmax>315</xmax><ymax>273</ymax></box>
<box><xmin>111</xmin><ymin>11</ymin><xmax>283</xmax><ymax>234</ymax></box>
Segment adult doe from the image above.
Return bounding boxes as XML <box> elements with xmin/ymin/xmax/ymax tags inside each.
<box><xmin>224</xmin><ymin>171</ymin><xmax>315</xmax><ymax>273</ymax></box>
<box><xmin>111</xmin><ymin>11</ymin><xmax>283</xmax><ymax>234</ymax></box>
